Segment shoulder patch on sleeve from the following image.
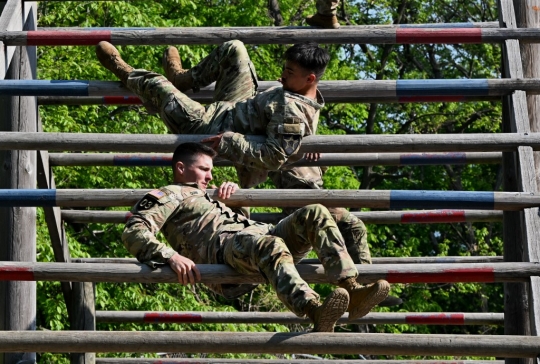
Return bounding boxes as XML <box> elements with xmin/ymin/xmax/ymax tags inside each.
<box><xmin>148</xmin><ymin>189</ymin><xmax>166</xmax><ymax>200</ymax></box>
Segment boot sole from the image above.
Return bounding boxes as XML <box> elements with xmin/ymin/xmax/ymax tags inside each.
<box><xmin>349</xmin><ymin>280</ymin><xmax>390</xmax><ymax>321</ymax></box>
<box><xmin>313</xmin><ymin>288</ymin><xmax>349</xmax><ymax>332</ymax></box>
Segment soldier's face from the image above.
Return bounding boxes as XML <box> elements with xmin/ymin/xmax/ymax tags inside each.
<box><xmin>280</xmin><ymin>61</ymin><xmax>316</xmax><ymax>94</ymax></box>
<box><xmin>174</xmin><ymin>154</ymin><xmax>214</xmax><ymax>191</ymax></box>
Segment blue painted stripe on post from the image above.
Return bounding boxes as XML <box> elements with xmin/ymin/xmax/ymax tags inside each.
<box><xmin>0</xmin><ymin>190</ymin><xmax>56</xmax><ymax>207</ymax></box>
<box><xmin>399</xmin><ymin>23</ymin><xmax>476</xmax><ymax>28</ymax></box>
<box><xmin>389</xmin><ymin>190</ymin><xmax>495</xmax><ymax>210</ymax></box>
<box><xmin>396</xmin><ymin>79</ymin><xmax>489</xmax><ymax>97</ymax></box>
<box><xmin>0</xmin><ymin>80</ymin><xmax>90</xmax><ymax>96</ymax></box>
<box><xmin>400</xmin><ymin>152</ymin><xmax>468</xmax><ymax>165</ymax></box>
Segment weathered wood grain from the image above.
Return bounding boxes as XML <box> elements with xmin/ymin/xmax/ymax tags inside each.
<box><xmin>48</xmin><ymin>152</ymin><xmax>502</xmax><ymax>167</ymax></box>
<box><xmin>9</xmin><ymin>189</ymin><xmax>540</xmax><ymax>210</ymax></box>
<box><xmin>0</xmin><ymin>331</ymin><xmax>538</xmax><ymax>357</ymax></box>
<box><xmin>5</xmin><ymin>27</ymin><xmax>540</xmax><ymax>46</ymax></box>
<box><xmin>3</xmin><ymin>132</ymin><xmax>540</xmax><ymax>153</ymax></box>
<box><xmin>72</xmin><ymin>256</ymin><xmax>505</xmax><ymax>265</ymax></box>
<box><xmin>95</xmin><ymin>310</ymin><xmax>504</xmax><ymax>326</ymax></box>
<box><xmin>61</xmin><ymin>209</ymin><xmax>503</xmax><ymax>224</ymax></box>
<box><xmin>95</xmin><ymin>360</ymin><xmax>505</xmax><ymax>364</ymax></box>
<box><xmin>1</xmin><ymin>261</ymin><xmax>539</xmax><ymax>284</ymax></box>
<box><xmin>0</xmin><ymin>2</ymin><xmax>37</xmax><ymax>363</ymax></box>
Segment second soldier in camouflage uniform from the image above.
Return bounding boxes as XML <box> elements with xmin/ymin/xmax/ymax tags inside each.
<box><xmin>122</xmin><ymin>142</ymin><xmax>390</xmax><ymax>331</ymax></box>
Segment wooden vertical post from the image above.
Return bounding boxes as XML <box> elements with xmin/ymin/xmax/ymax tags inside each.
<box><xmin>500</xmin><ymin>3</ymin><xmax>540</xmax><ymax>364</ymax></box>
<box><xmin>70</xmin><ymin>282</ymin><xmax>96</xmax><ymax>364</ymax></box>
<box><xmin>0</xmin><ymin>1</ymin><xmax>37</xmax><ymax>364</ymax></box>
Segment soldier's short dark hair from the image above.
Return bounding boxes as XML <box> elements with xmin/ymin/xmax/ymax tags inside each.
<box><xmin>172</xmin><ymin>142</ymin><xmax>217</xmax><ymax>169</ymax></box>
<box><xmin>284</xmin><ymin>42</ymin><xmax>330</xmax><ymax>80</ymax></box>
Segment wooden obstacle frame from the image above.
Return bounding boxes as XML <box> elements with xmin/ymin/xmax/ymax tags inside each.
<box><xmin>1</xmin><ymin>0</ymin><xmax>540</xmax><ymax>363</ymax></box>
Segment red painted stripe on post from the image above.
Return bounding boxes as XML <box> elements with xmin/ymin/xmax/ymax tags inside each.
<box><xmin>386</xmin><ymin>267</ymin><xmax>494</xmax><ymax>283</ymax></box>
<box><xmin>401</xmin><ymin>210</ymin><xmax>466</xmax><ymax>224</ymax></box>
<box><xmin>143</xmin><ymin>313</ymin><xmax>203</xmax><ymax>323</ymax></box>
<box><xmin>405</xmin><ymin>313</ymin><xmax>465</xmax><ymax>325</ymax></box>
<box><xmin>103</xmin><ymin>96</ymin><xmax>142</xmax><ymax>105</ymax></box>
<box><xmin>0</xmin><ymin>266</ymin><xmax>34</xmax><ymax>281</ymax></box>
<box><xmin>124</xmin><ymin>212</ymin><xmax>133</xmax><ymax>222</ymax></box>
<box><xmin>26</xmin><ymin>31</ymin><xmax>112</xmax><ymax>46</ymax></box>
<box><xmin>396</xmin><ymin>28</ymin><xmax>482</xmax><ymax>44</ymax></box>
<box><xmin>398</xmin><ymin>96</ymin><xmax>466</xmax><ymax>103</ymax></box>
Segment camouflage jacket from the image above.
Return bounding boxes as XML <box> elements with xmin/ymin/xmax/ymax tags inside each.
<box><xmin>122</xmin><ymin>183</ymin><xmax>268</xmax><ymax>298</ymax></box>
<box><xmin>217</xmin><ymin>86</ymin><xmax>324</xmax><ymax>188</ymax></box>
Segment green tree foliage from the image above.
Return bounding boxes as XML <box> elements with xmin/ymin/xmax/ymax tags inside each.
<box><xmin>35</xmin><ymin>0</ymin><xmax>503</xmax><ymax>362</ymax></box>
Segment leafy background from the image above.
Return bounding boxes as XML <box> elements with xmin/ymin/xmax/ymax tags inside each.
<box><xmin>35</xmin><ymin>0</ymin><xmax>502</xmax><ymax>362</ymax></box>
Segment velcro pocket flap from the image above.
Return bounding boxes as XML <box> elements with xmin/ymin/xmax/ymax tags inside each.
<box><xmin>278</xmin><ymin>123</ymin><xmax>305</xmax><ymax>135</ymax></box>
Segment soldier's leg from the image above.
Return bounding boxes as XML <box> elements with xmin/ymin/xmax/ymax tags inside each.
<box><xmin>221</xmin><ymin>228</ymin><xmax>349</xmax><ymax>332</ymax></box>
<box><xmin>269</xmin><ymin>204</ymin><xmax>357</xmax><ymax>282</ymax></box>
<box><xmin>270</xmin><ymin>167</ymin><xmax>371</xmax><ymax>264</ymax></box>
<box><xmin>166</xmin><ymin>40</ymin><xmax>257</xmax><ymax>103</ymax></box>
<box><xmin>126</xmin><ymin>70</ymin><xmax>225</xmax><ymax>135</ymax></box>
<box><xmin>327</xmin><ymin>207</ymin><xmax>372</xmax><ymax>265</ymax></box>
<box><xmin>270</xmin><ymin>204</ymin><xmax>389</xmax><ymax>320</ymax></box>
<box><xmin>95</xmin><ymin>41</ymin><xmax>224</xmax><ymax>135</ymax></box>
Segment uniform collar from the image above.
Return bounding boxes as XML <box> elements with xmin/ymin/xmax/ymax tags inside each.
<box><xmin>283</xmin><ymin>88</ymin><xmax>325</xmax><ymax>110</ymax></box>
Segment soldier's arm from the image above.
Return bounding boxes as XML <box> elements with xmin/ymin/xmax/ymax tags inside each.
<box><xmin>215</xmin><ymin>102</ymin><xmax>306</xmax><ymax>171</ymax></box>
<box><xmin>121</xmin><ymin>188</ymin><xmax>179</xmax><ymax>268</ymax></box>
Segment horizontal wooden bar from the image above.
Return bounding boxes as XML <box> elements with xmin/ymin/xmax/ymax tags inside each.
<box><xmin>40</xmin><ymin>22</ymin><xmax>499</xmax><ymax>29</ymax></box>
<box><xmin>2</xmin><ymin>132</ymin><xmax>540</xmax><ymax>154</ymax></box>
<box><xmin>72</xmin><ymin>256</ymin><xmax>504</xmax><ymax>265</ymax></box>
<box><xmin>48</xmin><ymin>152</ymin><xmax>502</xmax><ymax>167</ymax></box>
<box><xmin>2</xmin><ymin>189</ymin><xmax>539</xmax><ymax>210</ymax></box>
<box><xmin>37</xmin><ymin>95</ymin><xmax>501</xmax><ymax>105</ymax></box>
<box><xmin>96</xmin><ymin>310</ymin><xmax>504</xmax><ymax>326</ymax></box>
<box><xmin>0</xmin><ymin>331</ymin><xmax>537</xmax><ymax>357</ymax></box>
<box><xmin>1</xmin><ymin>28</ymin><xmax>538</xmax><ymax>46</ymax></box>
<box><xmin>0</xmin><ymin>262</ymin><xmax>538</xmax><ymax>284</ymax></box>
<box><xmin>96</xmin><ymin>360</ymin><xmax>505</xmax><ymax>364</ymax></box>
<box><xmin>61</xmin><ymin>209</ymin><xmax>503</xmax><ymax>224</ymax></box>
<box><xmin>13</xmin><ymin>79</ymin><xmax>540</xmax><ymax>100</ymax></box>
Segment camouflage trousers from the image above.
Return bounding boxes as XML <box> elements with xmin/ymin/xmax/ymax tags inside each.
<box><xmin>270</xmin><ymin>167</ymin><xmax>372</xmax><ymax>265</ymax></box>
<box><xmin>125</xmin><ymin>40</ymin><xmax>257</xmax><ymax>135</ymax></box>
<box><xmin>220</xmin><ymin>204</ymin><xmax>358</xmax><ymax>317</ymax></box>
<box><xmin>316</xmin><ymin>0</ymin><xmax>340</xmax><ymax>15</ymax></box>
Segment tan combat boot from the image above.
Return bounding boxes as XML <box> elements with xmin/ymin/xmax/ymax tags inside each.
<box><xmin>162</xmin><ymin>46</ymin><xmax>194</xmax><ymax>92</ymax></box>
<box><xmin>303</xmin><ymin>288</ymin><xmax>349</xmax><ymax>332</ymax></box>
<box><xmin>339</xmin><ymin>277</ymin><xmax>390</xmax><ymax>320</ymax></box>
<box><xmin>305</xmin><ymin>13</ymin><xmax>340</xmax><ymax>29</ymax></box>
<box><xmin>95</xmin><ymin>41</ymin><xmax>134</xmax><ymax>85</ymax></box>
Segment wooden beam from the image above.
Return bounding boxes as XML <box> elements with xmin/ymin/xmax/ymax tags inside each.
<box><xmin>0</xmin><ymin>261</ymin><xmax>539</xmax><ymax>284</ymax></box>
<box><xmin>3</xmin><ymin>132</ymin><xmax>540</xmax><ymax>154</ymax></box>
<box><xmin>95</xmin><ymin>310</ymin><xmax>504</xmax><ymax>326</ymax></box>
<box><xmin>3</xmin><ymin>27</ymin><xmax>540</xmax><ymax>46</ymax></box>
<box><xmin>0</xmin><ymin>331</ymin><xmax>538</xmax><ymax>357</ymax></box>
<box><xmin>61</xmin><ymin>209</ymin><xmax>503</xmax><ymax>225</ymax></box>
<box><xmin>500</xmin><ymin>0</ymin><xmax>540</xmax><ymax>350</ymax></box>
<box><xmin>73</xmin><ymin>256</ymin><xmax>504</xmax><ymax>265</ymax></box>
<box><xmin>18</xmin><ymin>78</ymin><xmax>540</xmax><ymax>100</ymax></box>
<box><xmin>0</xmin><ymin>1</ymin><xmax>37</xmax><ymax>363</ymax></box>
<box><xmin>70</xmin><ymin>282</ymin><xmax>95</xmax><ymax>364</ymax></box>
<box><xmin>36</xmin><ymin>149</ymin><xmax>73</xmax><ymax>314</ymax></box>
<box><xmin>96</xmin><ymin>360</ymin><xmax>505</xmax><ymax>364</ymax></box>
<box><xmin>48</xmin><ymin>152</ymin><xmax>502</xmax><ymax>167</ymax></box>
<box><xmin>1</xmin><ymin>189</ymin><xmax>539</xmax><ymax>210</ymax></box>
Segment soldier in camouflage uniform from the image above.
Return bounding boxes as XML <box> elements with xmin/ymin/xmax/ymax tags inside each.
<box><xmin>122</xmin><ymin>142</ymin><xmax>390</xmax><ymax>331</ymax></box>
